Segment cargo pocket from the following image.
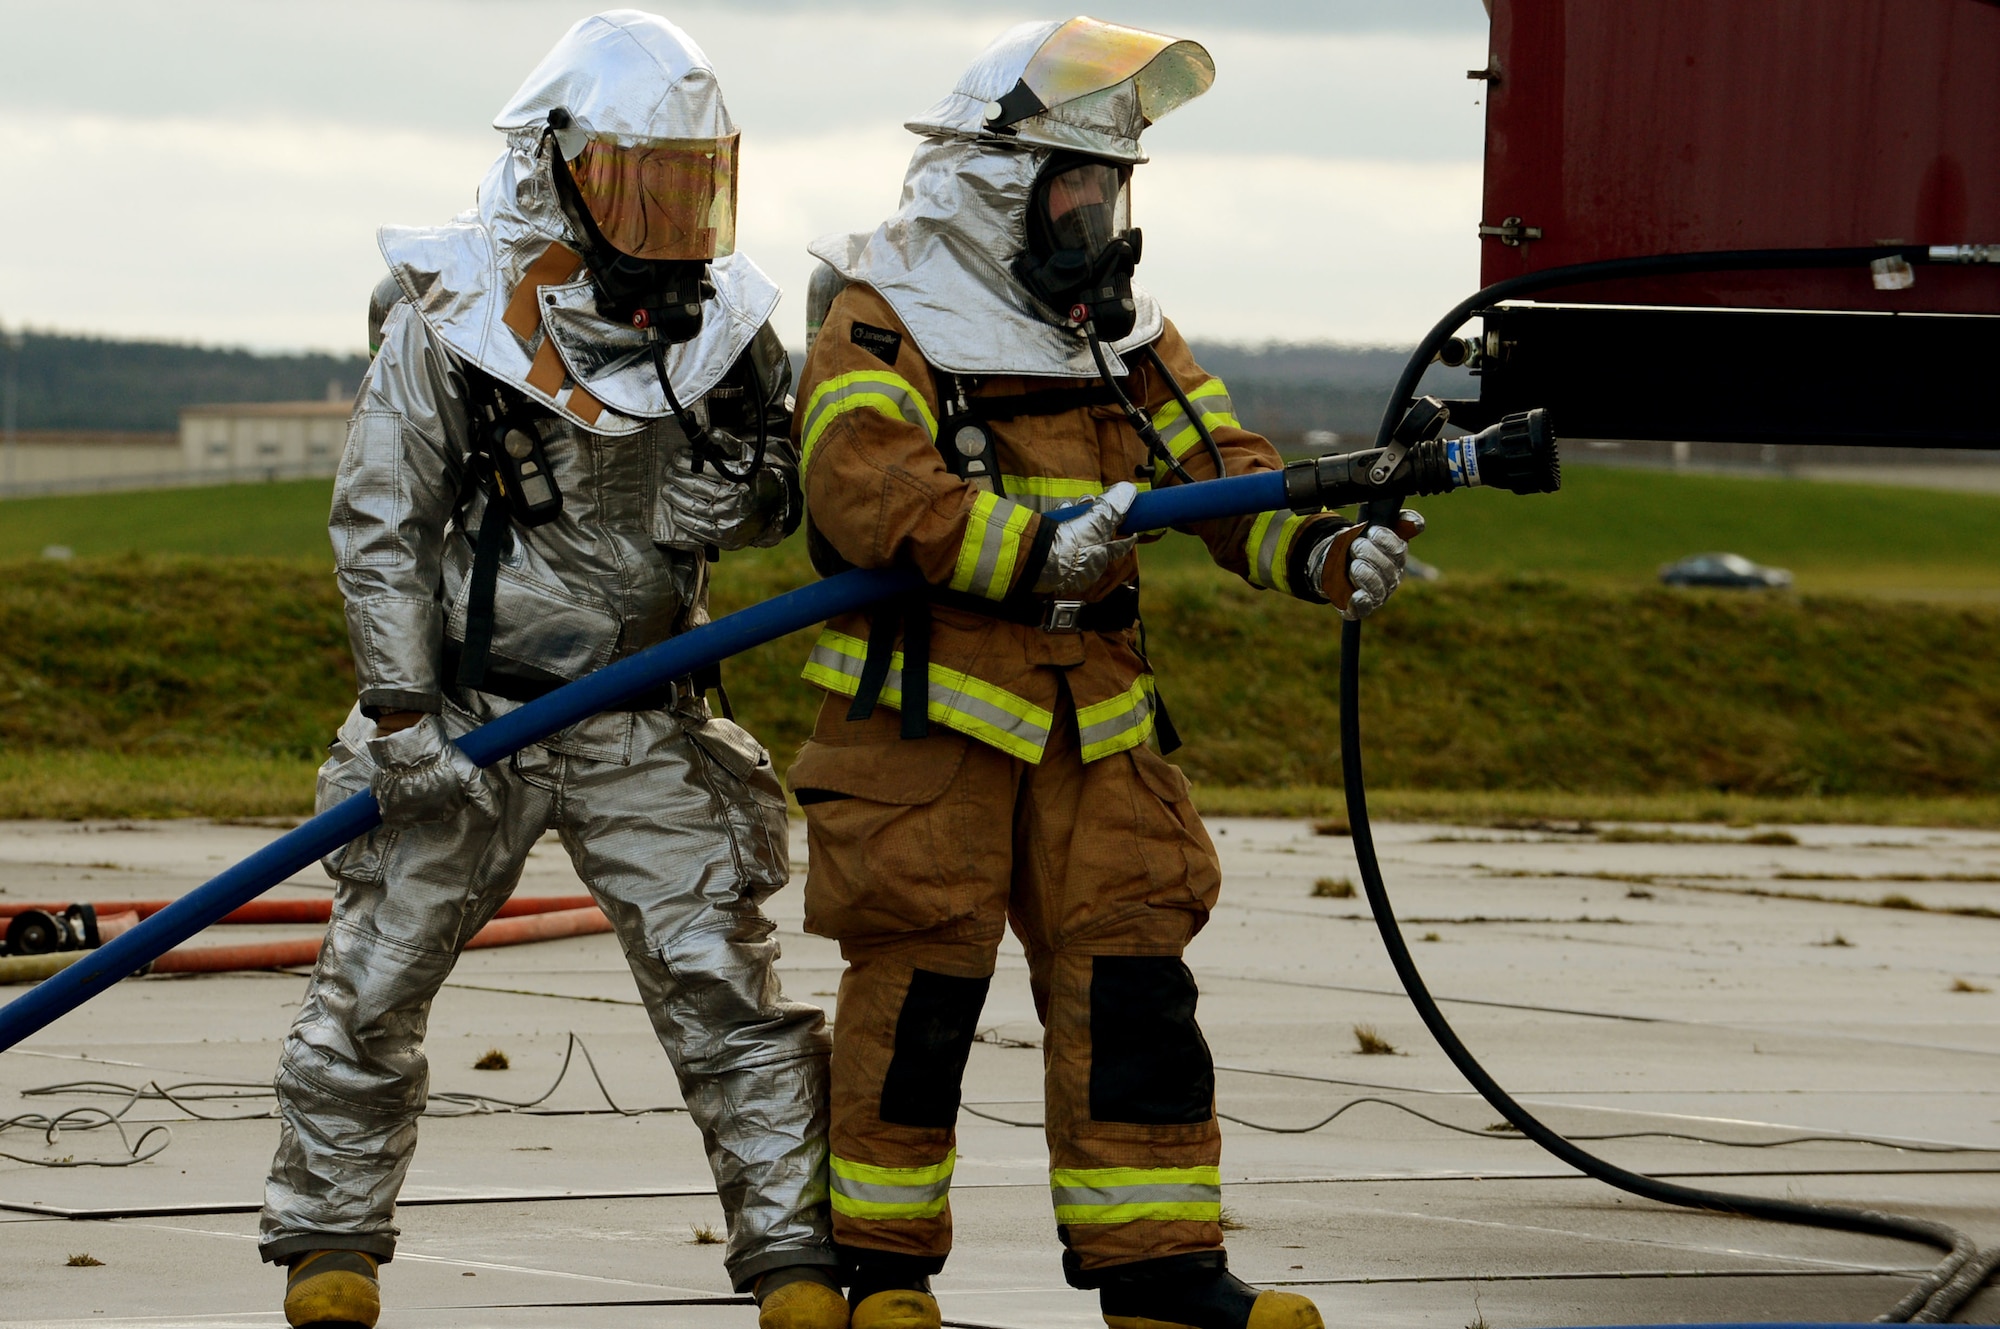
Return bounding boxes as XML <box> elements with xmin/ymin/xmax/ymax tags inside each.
<box><xmin>1127</xmin><ymin>745</ymin><xmax>1222</xmax><ymax>922</ymax></box>
<box><xmin>686</xmin><ymin>716</ymin><xmax>792</xmax><ymax>891</ymax></box>
<box><xmin>786</xmin><ymin>723</ymin><xmax>977</xmax><ymax>942</ymax></box>
<box><xmin>314</xmin><ymin>712</ymin><xmax>396</xmax><ymax>884</ymax></box>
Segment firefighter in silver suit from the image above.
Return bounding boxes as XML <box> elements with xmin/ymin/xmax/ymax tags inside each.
<box><xmin>260</xmin><ymin>14</ymin><xmax>844</xmax><ymax>1329</ymax></box>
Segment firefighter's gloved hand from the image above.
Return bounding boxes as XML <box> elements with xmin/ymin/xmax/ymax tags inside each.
<box><xmin>1313</xmin><ymin>509</ymin><xmax>1426</xmax><ymax>620</ymax></box>
<box><xmin>367</xmin><ymin>714</ymin><xmax>494</xmax><ymax>828</ymax></box>
<box><xmin>657</xmin><ymin>438</ymin><xmax>801</xmax><ymax>552</ymax></box>
<box><xmin>1034</xmin><ymin>481</ymin><xmax>1139</xmax><ymax>596</ymax></box>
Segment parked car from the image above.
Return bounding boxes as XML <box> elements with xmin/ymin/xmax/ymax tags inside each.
<box><xmin>1658</xmin><ymin>552</ymin><xmax>1793</xmax><ymax>589</ymax></box>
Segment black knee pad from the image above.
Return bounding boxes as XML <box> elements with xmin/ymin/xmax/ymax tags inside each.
<box><xmin>880</xmin><ymin>968</ymin><xmax>992</xmax><ymax>1128</ymax></box>
<box><xmin>1089</xmin><ymin>955</ymin><xmax>1215</xmax><ymax>1125</ymax></box>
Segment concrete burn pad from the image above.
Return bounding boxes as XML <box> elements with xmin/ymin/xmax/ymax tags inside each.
<box><xmin>0</xmin><ymin>817</ymin><xmax>1995</xmax><ymax>1327</ymax></box>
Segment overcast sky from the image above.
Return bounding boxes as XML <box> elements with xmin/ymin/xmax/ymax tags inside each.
<box><xmin>0</xmin><ymin>0</ymin><xmax>1492</xmax><ymax>353</ymax></box>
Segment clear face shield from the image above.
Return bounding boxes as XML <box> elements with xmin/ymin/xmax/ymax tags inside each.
<box><xmin>1014</xmin><ymin>154</ymin><xmax>1143</xmax><ymax>340</ymax></box>
<box><xmin>1040</xmin><ymin>159</ymin><xmax>1132</xmax><ymax>263</ymax></box>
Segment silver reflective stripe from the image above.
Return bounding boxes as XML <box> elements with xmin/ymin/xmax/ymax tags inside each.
<box><xmin>1076</xmin><ymin>677</ymin><xmax>1155</xmax><ymax>762</ymax></box>
<box><xmin>951</xmin><ymin>492</ymin><xmax>1034</xmax><ymax>599</ymax></box>
<box><xmin>1246</xmin><ymin>510</ymin><xmax>1304</xmax><ymax>593</ymax></box>
<box><xmin>1050</xmin><ymin>1182</ymin><xmax>1220</xmax><ymax>1208</ymax></box>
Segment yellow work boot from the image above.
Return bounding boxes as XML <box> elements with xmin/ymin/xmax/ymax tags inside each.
<box><xmin>1100</xmin><ymin>1267</ymin><xmax>1323</xmax><ymax>1329</ymax></box>
<box><xmin>756</xmin><ymin>1266</ymin><xmax>850</xmax><ymax>1329</ymax></box>
<box><xmin>850</xmin><ymin>1288</ymin><xmax>942</xmax><ymax>1329</ymax></box>
<box><xmin>283</xmin><ymin>1250</ymin><xmax>380</xmax><ymax>1329</ymax></box>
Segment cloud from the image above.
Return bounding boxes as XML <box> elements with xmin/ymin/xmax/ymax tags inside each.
<box><xmin>0</xmin><ymin>112</ymin><xmax>492</xmax><ymax>350</ymax></box>
<box><xmin>0</xmin><ymin>109</ymin><xmax>1481</xmax><ymax>352</ymax></box>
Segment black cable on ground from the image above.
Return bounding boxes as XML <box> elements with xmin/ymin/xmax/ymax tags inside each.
<box><xmin>1344</xmin><ymin>245</ymin><xmax>1996</xmax><ymax>1324</ymax></box>
<box><xmin>5</xmin><ymin>1034</ymin><xmax>682</xmax><ymax>1167</ymax></box>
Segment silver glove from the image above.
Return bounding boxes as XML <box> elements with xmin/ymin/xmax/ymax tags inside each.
<box><xmin>1033</xmin><ymin>481</ymin><xmax>1139</xmax><ymax>596</ymax></box>
<box><xmin>1305</xmin><ymin>510</ymin><xmax>1426</xmax><ymax>621</ymax></box>
<box><xmin>367</xmin><ymin>714</ymin><xmax>495</xmax><ymax>828</ymax></box>
<box><xmin>655</xmin><ymin>438</ymin><xmax>799</xmax><ymax>553</ymax></box>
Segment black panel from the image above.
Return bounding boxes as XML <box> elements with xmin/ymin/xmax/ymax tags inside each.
<box><xmin>1088</xmin><ymin>956</ymin><xmax>1215</xmax><ymax>1126</ymax></box>
<box><xmin>880</xmin><ymin>969</ymin><xmax>991</xmax><ymax>1128</ymax></box>
<box><xmin>1462</xmin><ymin>306</ymin><xmax>2000</xmax><ymax>449</ymax></box>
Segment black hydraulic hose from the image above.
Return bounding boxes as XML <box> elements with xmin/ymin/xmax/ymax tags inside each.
<box><xmin>1340</xmin><ymin>620</ymin><xmax>1976</xmax><ymax>1322</ymax></box>
<box><xmin>1344</xmin><ymin>244</ymin><xmax>1993</xmax><ymax>1324</ymax></box>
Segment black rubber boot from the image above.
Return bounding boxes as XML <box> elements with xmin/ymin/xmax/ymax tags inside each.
<box><xmin>846</xmin><ymin>1249</ymin><xmax>942</xmax><ymax>1329</ymax></box>
<box><xmin>1098</xmin><ymin>1266</ymin><xmax>1323</xmax><ymax>1329</ymax></box>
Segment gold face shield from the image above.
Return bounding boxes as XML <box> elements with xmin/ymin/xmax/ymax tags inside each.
<box><xmin>565</xmin><ymin>134</ymin><xmax>739</xmax><ymax>262</ymax></box>
<box><xmin>1019</xmin><ymin>18</ymin><xmax>1213</xmax><ymax>125</ymax></box>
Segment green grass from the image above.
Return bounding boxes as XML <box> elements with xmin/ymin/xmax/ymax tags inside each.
<box><xmin>4</xmin><ymin>469</ymin><xmax>2000</xmax><ymax>821</ymax></box>
<box><xmin>7</xmin><ymin>466</ymin><xmax>2000</xmax><ymax>592</ymax></box>
<box><xmin>0</xmin><ymin>480</ymin><xmax>336</xmax><ymax>560</ymax></box>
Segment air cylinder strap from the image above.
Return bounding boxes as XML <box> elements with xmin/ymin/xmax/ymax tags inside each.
<box><xmin>455</xmin><ymin>477</ymin><xmax>510</xmax><ymax>690</ymax></box>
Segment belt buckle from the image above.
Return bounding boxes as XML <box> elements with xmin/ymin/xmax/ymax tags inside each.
<box><xmin>1042</xmin><ymin>599</ymin><xmax>1085</xmax><ymax>633</ymax></box>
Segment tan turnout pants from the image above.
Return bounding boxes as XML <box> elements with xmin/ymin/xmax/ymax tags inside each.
<box><xmin>788</xmin><ymin>686</ymin><xmax>1226</xmax><ymax>1287</ymax></box>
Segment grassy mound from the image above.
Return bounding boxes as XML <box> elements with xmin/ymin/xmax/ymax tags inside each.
<box><xmin>3</xmin><ymin>545</ymin><xmax>1998</xmax><ymax>821</ymax></box>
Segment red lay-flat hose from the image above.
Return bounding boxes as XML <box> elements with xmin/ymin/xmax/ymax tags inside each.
<box><xmin>144</xmin><ymin>905</ymin><xmax>613</xmax><ymax>975</ymax></box>
<box><xmin>0</xmin><ymin>895</ymin><xmax>598</xmax><ymax>924</ymax></box>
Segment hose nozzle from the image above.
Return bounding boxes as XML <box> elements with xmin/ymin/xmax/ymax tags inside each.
<box><xmin>1282</xmin><ymin>407</ymin><xmax>1560</xmax><ymax>512</ymax></box>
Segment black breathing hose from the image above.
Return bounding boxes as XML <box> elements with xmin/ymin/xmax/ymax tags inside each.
<box><xmin>1087</xmin><ymin>327</ymin><xmax>1199</xmax><ymax>484</ymax></box>
<box><xmin>1141</xmin><ymin>342</ymin><xmax>1230</xmax><ymax>481</ymax></box>
<box><xmin>1342</xmin><ymin>245</ymin><xmax>1994</xmax><ymax>1324</ymax></box>
<box><xmin>652</xmin><ymin>336</ymin><xmax>767</xmax><ymax>484</ymax></box>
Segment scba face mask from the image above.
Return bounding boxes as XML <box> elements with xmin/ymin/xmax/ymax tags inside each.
<box><xmin>1012</xmin><ymin>155</ymin><xmax>1142</xmax><ymax>341</ymax></box>
<box><xmin>545</xmin><ymin>108</ymin><xmax>738</xmax><ymax>344</ymax></box>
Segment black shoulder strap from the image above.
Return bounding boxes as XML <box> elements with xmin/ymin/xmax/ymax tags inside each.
<box><xmin>451</xmin><ymin>362</ymin><xmax>554</xmax><ymax>692</ymax></box>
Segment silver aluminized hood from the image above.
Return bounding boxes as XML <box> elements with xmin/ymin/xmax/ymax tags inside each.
<box><xmin>379</xmin><ymin>11</ymin><xmax>775</xmax><ymax>435</ymax></box>
<box><xmin>809</xmin><ymin>134</ymin><xmax>1161</xmax><ymax>380</ymax></box>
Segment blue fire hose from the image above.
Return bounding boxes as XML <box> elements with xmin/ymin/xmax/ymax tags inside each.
<box><xmin>0</xmin><ymin>470</ymin><xmax>1303</xmax><ymax>1052</ymax></box>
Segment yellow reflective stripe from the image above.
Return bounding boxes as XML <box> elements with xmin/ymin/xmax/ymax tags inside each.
<box><xmin>830</xmin><ymin>1150</ymin><xmax>955</xmax><ymax>1187</ymax></box>
<box><xmin>1051</xmin><ymin>1165</ymin><xmax>1221</xmax><ymax>1189</ymax></box>
<box><xmin>1150</xmin><ymin>378</ymin><xmax>1241</xmax><ymax>481</ymax></box>
<box><xmin>1049</xmin><ymin>1164</ymin><xmax>1223</xmax><ymax>1226</ymax></box>
<box><xmin>830</xmin><ymin>1150</ymin><xmax>955</xmax><ymax>1221</ymax></box>
<box><xmin>1244</xmin><ymin>511</ymin><xmax>1310</xmax><ymax>594</ymax></box>
<box><xmin>799</xmin><ymin>370</ymin><xmax>938</xmax><ymax>470</ymax></box>
<box><xmin>1075</xmin><ymin>675</ymin><xmax>1157</xmax><ymax>762</ymax></box>
<box><xmin>802</xmin><ymin>629</ymin><xmax>1053</xmax><ymax>763</ymax></box>
<box><xmin>949</xmin><ymin>491</ymin><xmax>1035</xmax><ymax>600</ymax></box>
<box><xmin>997</xmin><ymin>475</ymin><xmax>1153</xmax><ymax>514</ymax></box>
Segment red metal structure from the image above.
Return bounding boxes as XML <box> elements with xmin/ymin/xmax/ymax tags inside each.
<box><xmin>1479</xmin><ymin>0</ymin><xmax>2000</xmax><ymax>313</ymax></box>
<box><xmin>1453</xmin><ymin>0</ymin><xmax>2000</xmax><ymax>448</ymax></box>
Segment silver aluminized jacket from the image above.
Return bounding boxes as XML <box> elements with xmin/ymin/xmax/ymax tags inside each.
<box><xmin>261</xmin><ymin>9</ymin><xmax>830</xmax><ymax>1292</ymax></box>
<box><xmin>330</xmin><ymin>299</ymin><xmax>792</xmax><ymax>716</ymax></box>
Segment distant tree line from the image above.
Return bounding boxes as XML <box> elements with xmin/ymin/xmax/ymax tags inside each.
<box><xmin>11</xmin><ymin>330</ymin><xmax>1466</xmax><ymax>442</ymax></box>
<box><xmin>4</xmin><ymin>332</ymin><xmax>371</xmax><ymax>432</ymax></box>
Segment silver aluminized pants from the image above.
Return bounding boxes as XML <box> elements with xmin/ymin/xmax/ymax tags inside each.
<box><xmin>259</xmin><ymin>694</ymin><xmax>832</xmax><ymax>1290</ymax></box>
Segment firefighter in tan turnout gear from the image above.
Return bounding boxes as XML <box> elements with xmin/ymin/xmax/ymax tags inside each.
<box><xmin>787</xmin><ymin>18</ymin><xmax>1422</xmax><ymax>1329</ymax></box>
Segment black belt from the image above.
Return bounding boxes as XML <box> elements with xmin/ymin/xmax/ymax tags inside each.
<box><xmin>442</xmin><ymin>644</ymin><xmax>723</xmax><ymax>714</ymax></box>
<box><xmin>929</xmin><ymin>583</ymin><xmax>1140</xmax><ymax>633</ymax></box>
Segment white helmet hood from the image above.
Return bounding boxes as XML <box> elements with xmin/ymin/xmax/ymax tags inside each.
<box><xmin>379</xmin><ymin>11</ymin><xmax>774</xmax><ymax>435</ymax></box>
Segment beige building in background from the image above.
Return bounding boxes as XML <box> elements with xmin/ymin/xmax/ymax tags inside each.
<box><xmin>0</xmin><ymin>429</ymin><xmax>182</xmax><ymax>494</ymax></box>
<box><xmin>0</xmin><ymin>401</ymin><xmax>352</xmax><ymax>497</ymax></box>
<box><xmin>179</xmin><ymin>400</ymin><xmax>351</xmax><ymax>478</ymax></box>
